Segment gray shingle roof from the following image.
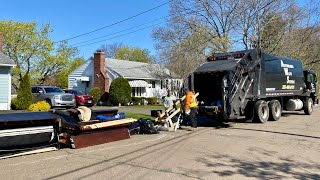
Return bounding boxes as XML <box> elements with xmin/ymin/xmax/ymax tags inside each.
<box><xmin>105</xmin><ymin>58</ymin><xmax>174</xmax><ymax>79</ymax></box>
<box><xmin>0</xmin><ymin>52</ymin><xmax>15</xmax><ymax>66</ymax></box>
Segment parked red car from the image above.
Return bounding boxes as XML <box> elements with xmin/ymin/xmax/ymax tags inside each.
<box><xmin>63</xmin><ymin>89</ymin><xmax>94</xmax><ymax>107</ymax></box>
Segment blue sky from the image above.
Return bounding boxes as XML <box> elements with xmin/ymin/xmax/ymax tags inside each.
<box><xmin>0</xmin><ymin>0</ymin><xmax>309</xmax><ymax>59</ymax></box>
<box><xmin>0</xmin><ymin>0</ymin><xmax>170</xmax><ymax>59</ymax></box>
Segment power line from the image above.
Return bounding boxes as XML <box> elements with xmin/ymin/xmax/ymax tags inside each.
<box><xmin>75</xmin><ymin>21</ymin><xmax>165</xmax><ymax>48</ymax></box>
<box><xmin>54</xmin><ymin>0</ymin><xmax>172</xmax><ymax>43</ymax></box>
<box><xmin>54</xmin><ymin>11</ymin><xmax>198</xmax><ymax>51</ymax></box>
<box><xmin>69</xmin><ymin>17</ymin><xmax>168</xmax><ymax>47</ymax></box>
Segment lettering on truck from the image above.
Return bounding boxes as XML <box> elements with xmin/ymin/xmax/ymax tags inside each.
<box><xmin>281</xmin><ymin>60</ymin><xmax>295</xmax><ymax>87</ymax></box>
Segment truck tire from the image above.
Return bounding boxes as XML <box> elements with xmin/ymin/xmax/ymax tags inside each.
<box><xmin>268</xmin><ymin>100</ymin><xmax>281</xmax><ymax>121</ymax></box>
<box><xmin>254</xmin><ymin>100</ymin><xmax>269</xmax><ymax>123</ymax></box>
<box><xmin>303</xmin><ymin>98</ymin><xmax>313</xmax><ymax>115</ymax></box>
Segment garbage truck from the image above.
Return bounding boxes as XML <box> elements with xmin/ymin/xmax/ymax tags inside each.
<box><xmin>184</xmin><ymin>48</ymin><xmax>318</xmax><ymax>123</ymax></box>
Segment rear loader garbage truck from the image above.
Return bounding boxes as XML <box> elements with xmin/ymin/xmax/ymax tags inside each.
<box><xmin>184</xmin><ymin>48</ymin><xmax>318</xmax><ymax>123</ymax></box>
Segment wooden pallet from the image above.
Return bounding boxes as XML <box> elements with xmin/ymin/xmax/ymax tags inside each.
<box><xmin>156</xmin><ymin>92</ymin><xmax>199</xmax><ymax>131</ymax></box>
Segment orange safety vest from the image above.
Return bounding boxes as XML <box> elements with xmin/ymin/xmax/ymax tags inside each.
<box><xmin>185</xmin><ymin>91</ymin><xmax>198</xmax><ymax>109</ymax></box>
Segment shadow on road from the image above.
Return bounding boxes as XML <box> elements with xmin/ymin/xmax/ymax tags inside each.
<box><xmin>195</xmin><ymin>150</ymin><xmax>320</xmax><ymax>179</ymax></box>
<box><xmin>228</xmin><ymin>127</ymin><xmax>320</xmax><ymax>139</ymax></box>
<box><xmin>45</xmin><ymin>128</ymin><xmax>211</xmax><ymax>179</ymax></box>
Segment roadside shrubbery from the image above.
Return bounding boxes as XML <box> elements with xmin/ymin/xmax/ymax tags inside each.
<box><xmin>88</xmin><ymin>87</ymin><xmax>101</xmax><ymax>103</ymax></box>
<box><xmin>132</xmin><ymin>97</ymin><xmax>144</xmax><ymax>105</ymax></box>
<box><xmin>131</xmin><ymin>97</ymin><xmax>158</xmax><ymax>105</ymax></box>
<box><xmin>146</xmin><ymin>97</ymin><xmax>157</xmax><ymax>105</ymax></box>
<box><xmin>109</xmin><ymin>78</ymin><xmax>131</xmax><ymax>105</ymax></box>
<box><xmin>12</xmin><ymin>73</ymin><xmax>34</xmax><ymax>110</ymax></box>
<box><xmin>10</xmin><ymin>97</ymin><xmax>19</xmax><ymax>110</ymax></box>
<box><xmin>28</xmin><ymin>101</ymin><xmax>51</xmax><ymax>112</ymax></box>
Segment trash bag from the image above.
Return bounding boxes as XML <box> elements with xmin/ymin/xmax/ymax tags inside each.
<box><xmin>138</xmin><ymin>118</ymin><xmax>159</xmax><ymax>134</ymax></box>
<box><xmin>128</xmin><ymin>121</ymin><xmax>141</xmax><ymax>135</ymax></box>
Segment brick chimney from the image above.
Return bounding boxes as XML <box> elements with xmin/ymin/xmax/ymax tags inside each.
<box><xmin>94</xmin><ymin>50</ymin><xmax>110</xmax><ymax>93</ymax></box>
<box><xmin>0</xmin><ymin>32</ymin><xmax>2</xmax><ymax>52</ymax></box>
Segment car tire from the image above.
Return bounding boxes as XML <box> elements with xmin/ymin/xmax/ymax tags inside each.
<box><xmin>268</xmin><ymin>100</ymin><xmax>281</xmax><ymax>121</ymax></box>
<box><xmin>253</xmin><ymin>100</ymin><xmax>269</xmax><ymax>123</ymax></box>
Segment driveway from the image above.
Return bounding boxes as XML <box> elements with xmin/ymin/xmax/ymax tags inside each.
<box><xmin>0</xmin><ymin>108</ymin><xmax>319</xmax><ymax>179</ymax></box>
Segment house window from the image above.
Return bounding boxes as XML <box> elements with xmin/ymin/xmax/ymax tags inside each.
<box><xmin>132</xmin><ymin>87</ymin><xmax>143</xmax><ymax>97</ymax></box>
<box><xmin>152</xmin><ymin>81</ymin><xmax>155</xmax><ymax>88</ymax></box>
<box><xmin>132</xmin><ymin>88</ymin><xmax>135</xmax><ymax>97</ymax></box>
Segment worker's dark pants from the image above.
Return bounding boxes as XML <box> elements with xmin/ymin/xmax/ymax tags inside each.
<box><xmin>189</xmin><ymin>107</ymin><xmax>198</xmax><ymax>128</ymax></box>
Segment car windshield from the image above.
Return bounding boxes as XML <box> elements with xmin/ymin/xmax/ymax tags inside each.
<box><xmin>64</xmin><ymin>90</ymin><xmax>84</xmax><ymax>95</ymax></box>
<box><xmin>44</xmin><ymin>87</ymin><xmax>64</xmax><ymax>93</ymax></box>
<box><xmin>69</xmin><ymin>90</ymin><xmax>84</xmax><ymax>95</ymax></box>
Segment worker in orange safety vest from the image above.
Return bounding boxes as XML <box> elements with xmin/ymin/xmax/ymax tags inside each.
<box><xmin>184</xmin><ymin>88</ymin><xmax>198</xmax><ymax>129</ymax></box>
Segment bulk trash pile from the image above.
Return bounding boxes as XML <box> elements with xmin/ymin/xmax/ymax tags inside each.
<box><xmin>0</xmin><ymin>107</ymin><xmax>159</xmax><ymax>159</ymax></box>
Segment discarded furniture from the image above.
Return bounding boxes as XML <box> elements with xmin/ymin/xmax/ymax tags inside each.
<box><xmin>0</xmin><ymin>112</ymin><xmax>62</xmax><ymax>159</ymax></box>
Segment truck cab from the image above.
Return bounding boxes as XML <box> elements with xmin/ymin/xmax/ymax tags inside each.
<box><xmin>304</xmin><ymin>70</ymin><xmax>318</xmax><ymax>104</ymax></box>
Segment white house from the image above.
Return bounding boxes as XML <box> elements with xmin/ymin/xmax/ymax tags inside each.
<box><xmin>68</xmin><ymin>51</ymin><xmax>182</xmax><ymax>99</ymax></box>
<box><xmin>0</xmin><ymin>33</ymin><xmax>16</xmax><ymax>110</ymax></box>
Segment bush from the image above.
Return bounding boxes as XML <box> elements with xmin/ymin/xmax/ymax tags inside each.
<box><xmin>11</xmin><ymin>97</ymin><xmax>18</xmax><ymax>110</ymax></box>
<box><xmin>109</xmin><ymin>78</ymin><xmax>131</xmax><ymax>105</ymax></box>
<box><xmin>132</xmin><ymin>97</ymin><xmax>144</xmax><ymax>105</ymax></box>
<box><xmin>88</xmin><ymin>87</ymin><xmax>101</xmax><ymax>103</ymax></box>
<box><xmin>147</xmin><ymin>97</ymin><xmax>158</xmax><ymax>105</ymax></box>
<box><xmin>15</xmin><ymin>73</ymin><xmax>34</xmax><ymax>110</ymax></box>
<box><xmin>28</xmin><ymin>101</ymin><xmax>51</xmax><ymax>112</ymax></box>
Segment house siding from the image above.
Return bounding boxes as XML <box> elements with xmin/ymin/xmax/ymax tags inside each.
<box><xmin>68</xmin><ymin>60</ymin><xmax>94</xmax><ymax>94</ymax></box>
<box><xmin>0</xmin><ymin>66</ymin><xmax>11</xmax><ymax>110</ymax></box>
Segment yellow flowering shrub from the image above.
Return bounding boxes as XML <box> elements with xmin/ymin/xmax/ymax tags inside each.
<box><xmin>28</xmin><ymin>101</ymin><xmax>51</xmax><ymax>112</ymax></box>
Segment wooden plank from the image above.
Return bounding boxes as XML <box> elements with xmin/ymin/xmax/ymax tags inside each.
<box><xmin>157</xmin><ymin>92</ymin><xmax>199</xmax><ymax>120</ymax></box>
<box><xmin>165</xmin><ymin>108</ymin><xmax>181</xmax><ymax>127</ymax></box>
<box><xmin>155</xmin><ymin>95</ymin><xmax>186</xmax><ymax>121</ymax></box>
<box><xmin>80</xmin><ymin>118</ymin><xmax>136</xmax><ymax>131</ymax></box>
<box><xmin>162</xmin><ymin>92</ymin><xmax>199</xmax><ymax>128</ymax></box>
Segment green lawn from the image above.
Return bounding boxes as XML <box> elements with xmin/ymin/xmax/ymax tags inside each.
<box><xmin>93</xmin><ymin>104</ymin><xmax>164</xmax><ymax>110</ymax></box>
<box><xmin>125</xmin><ymin>112</ymin><xmax>155</xmax><ymax>120</ymax></box>
<box><xmin>122</xmin><ymin>105</ymin><xmax>164</xmax><ymax>110</ymax></box>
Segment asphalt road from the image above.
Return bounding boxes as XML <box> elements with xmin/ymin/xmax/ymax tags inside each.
<box><xmin>1</xmin><ymin>108</ymin><xmax>320</xmax><ymax>180</ymax></box>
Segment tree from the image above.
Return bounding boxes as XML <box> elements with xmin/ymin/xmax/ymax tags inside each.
<box><xmin>100</xmin><ymin>42</ymin><xmax>124</xmax><ymax>58</ymax></box>
<box><xmin>88</xmin><ymin>87</ymin><xmax>101</xmax><ymax>103</ymax></box>
<box><xmin>98</xmin><ymin>43</ymin><xmax>153</xmax><ymax>63</ymax></box>
<box><xmin>109</xmin><ymin>78</ymin><xmax>131</xmax><ymax>105</ymax></box>
<box><xmin>15</xmin><ymin>73</ymin><xmax>33</xmax><ymax>110</ymax></box>
<box><xmin>153</xmin><ymin>0</ymin><xmax>320</xmax><ymax>79</ymax></box>
<box><xmin>115</xmin><ymin>45</ymin><xmax>152</xmax><ymax>63</ymax></box>
<box><xmin>55</xmin><ymin>57</ymin><xmax>85</xmax><ymax>89</ymax></box>
<box><xmin>0</xmin><ymin>20</ymin><xmax>77</xmax><ymax>90</ymax></box>
<box><xmin>33</xmin><ymin>41</ymin><xmax>78</xmax><ymax>85</ymax></box>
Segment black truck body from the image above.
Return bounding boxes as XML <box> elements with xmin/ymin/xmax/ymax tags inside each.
<box><xmin>185</xmin><ymin>49</ymin><xmax>318</xmax><ymax>122</ymax></box>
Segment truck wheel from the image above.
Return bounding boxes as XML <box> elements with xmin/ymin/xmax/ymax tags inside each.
<box><xmin>254</xmin><ymin>100</ymin><xmax>269</xmax><ymax>123</ymax></box>
<box><xmin>303</xmin><ymin>98</ymin><xmax>313</xmax><ymax>115</ymax></box>
<box><xmin>268</xmin><ymin>100</ymin><xmax>281</xmax><ymax>121</ymax></box>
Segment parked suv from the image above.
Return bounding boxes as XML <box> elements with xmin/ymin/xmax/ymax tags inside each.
<box><xmin>32</xmin><ymin>86</ymin><xmax>76</xmax><ymax>108</ymax></box>
<box><xmin>63</xmin><ymin>89</ymin><xmax>95</xmax><ymax>107</ymax></box>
